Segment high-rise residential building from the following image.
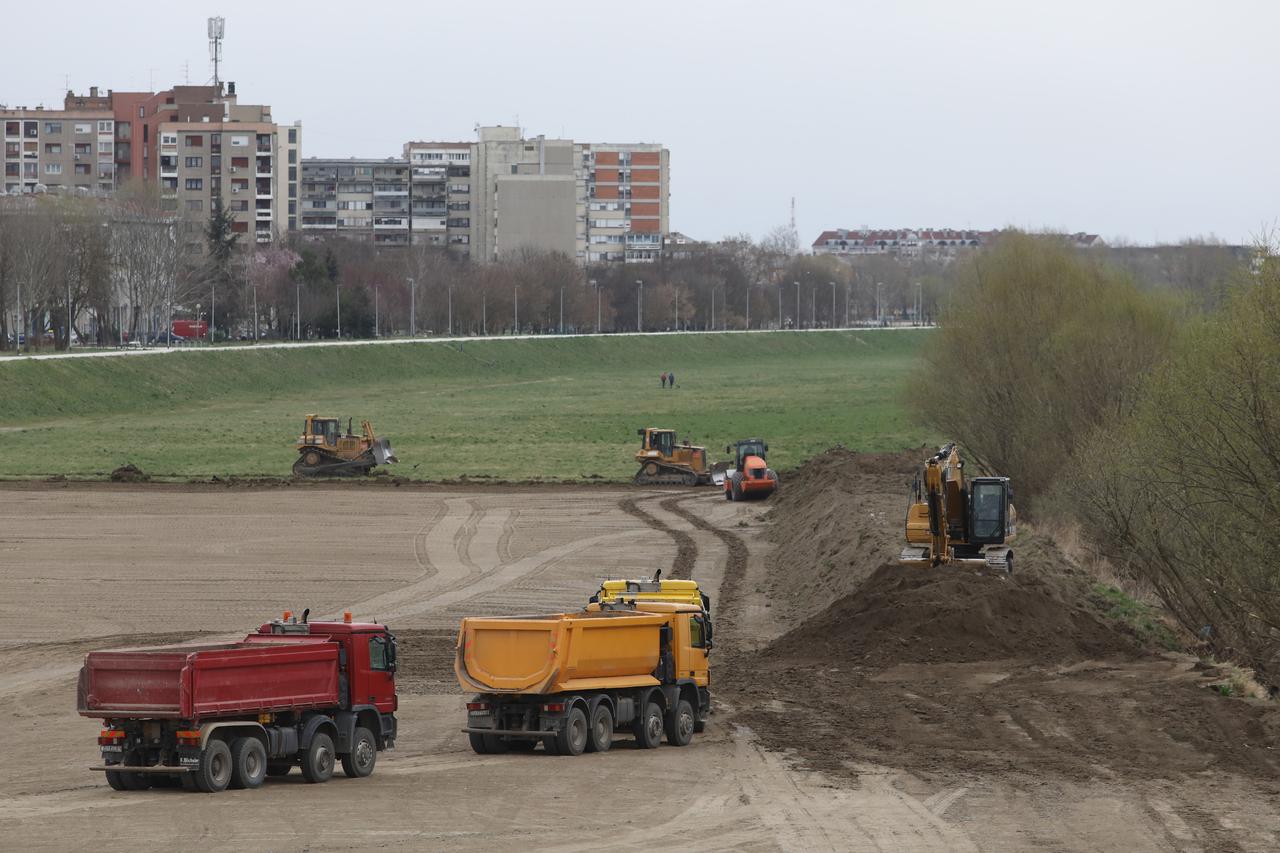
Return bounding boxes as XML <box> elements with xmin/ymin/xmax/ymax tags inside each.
<box><xmin>582</xmin><ymin>142</ymin><xmax>669</xmax><ymax>263</ymax></box>
<box><xmin>300</xmin><ymin>158</ymin><xmax>410</xmax><ymax>244</ymax></box>
<box><xmin>3</xmin><ymin>97</ymin><xmax>117</xmax><ymax>195</ymax></box>
<box><xmin>402</xmin><ymin>141</ymin><xmax>471</xmax><ymax>248</ymax></box>
<box><xmin>4</xmin><ymin>84</ymin><xmax>299</xmax><ymax>242</ymax></box>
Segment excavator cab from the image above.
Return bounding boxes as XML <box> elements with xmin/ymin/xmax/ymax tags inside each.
<box><xmin>968</xmin><ymin>477</ymin><xmax>1014</xmax><ymax>544</ymax></box>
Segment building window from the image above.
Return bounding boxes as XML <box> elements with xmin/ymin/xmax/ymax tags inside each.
<box><xmin>185</xmin><ymin>135</ymin><xmax>203</xmax><ymax>147</ymax></box>
<box><xmin>44</xmin><ymin>143</ymin><xmax>62</xmax><ymax>154</ymax></box>
<box><xmin>187</xmin><ymin>199</ymin><xmax>203</xmax><ymax>212</ymax></box>
<box><xmin>230</xmin><ymin>135</ymin><xmax>248</xmax><ymax>147</ymax></box>
<box><xmin>75</xmin><ymin>164</ymin><xmax>91</xmax><ymax>175</ymax></box>
<box><xmin>185</xmin><ymin>156</ymin><xmax>203</xmax><ymax>168</ymax></box>
<box><xmin>185</xmin><ymin>178</ymin><xmax>203</xmax><ymax>190</ymax></box>
<box><xmin>98</xmin><ymin>121</ymin><xmax>112</xmax><ymax>133</ymax></box>
<box><xmin>44</xmin><ymin>122</ymin><xmax>62</xmax><ymax>135</ymax></box>
<box><xmin>98</xmin><ymin>141</ymin><xmax>113</xmax><ymax>154</ymax></box>
<box><xmin>138</xmin><ymin>106</ymin><xmax>145</xmax><ymax>118</ymax></box>
<box><xmin>45</xmin><ymin>163</ymin><xmax>62</xmax><ymax>175</ymax></box>
<box><xmin>161</xmin><ymin>134</ymin><xmax>177</xmax><ymax>146</ymax></box>
<box><xmin>288</xmin><ymin>200</ymin><xmax>296</xmax><ymax>215</ymax></box>
<box><xmin>288</xmin><ymin>149</ymin><xmax>296</xmax><ymax>164</ymax></box>
<box><xmin>287</xmin><ymin>128</ymin><xmax>297</xmax><ymax>144</ymax></box>
<box><xmin>74</xmin><ymin>122</ymin><xmax>92</xmax><ymax>134</ymax></box>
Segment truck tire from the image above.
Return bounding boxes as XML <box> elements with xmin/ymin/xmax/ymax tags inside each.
<box><xmin>194</xmin><ymin>738</ymin><xmax>233</xmax><ymax>793</ymax></box>
<box><xmin>468</xmin><ymin>732</ymin><xmax>490</xmax><ymax>754</ymax></box>
<box><xmin>554</xmin><ymin>706</ymin><xmax>589</xmax><ymax>756</ymax></box>
<box><xmin>340</xmin><ymin>727</ymin><xmax>377</xmax><ymax>778</ymax></box>
<box><xmin>482</xmin><ymin>734</ymin><xmax>508</xmax><ymax>753</ymax></box>
<box><xmin>586</xmin><ymin>704</ymin><xmax>614</xmax><ymax>753</ymax></box>
<box><xmin>731</xmin><ymin>474</ymin><xmax>743</xmax><ymax>501</ymax></box>
<box><xmin>266</xmin><ymin>762</ymin><xmax>293</xmax><ymax>777</ymax></box>
<box><xmin>300</xmin><ymin>732</ymin><xmax>335</xmax><ymax>784</ymax></box>
<box><xmin>117</xmin><ymin>750</ymin><xmax>150</xmax><ymax>790</ymax></box>
<box><xmin>229</xmin><ymin>736</ymin><xmax>267</xmax><ymax>789</ymax></box>
<box><xmin>665</xmin><ymin>700</ymin><xmax>695</xmax><ymax>747</ymax></box>
<box><xmin>633</xmin><ymin>702</ymin><xmax>664</xmax><ymax>749</ymax></box>
<box><xmin>105</xmin><ymin>767</ymin><xmax>128</xmax><ymax>791</ymax></box>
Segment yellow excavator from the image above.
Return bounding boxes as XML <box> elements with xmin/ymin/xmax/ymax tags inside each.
<box><xmin>899</xmin><ymin>442</ymin><xmax>1016</xmax><ymax>572</ymax></box>
<box><xmin>293</xmin><ymin>415</ymin><xmax>398</xmax><ymax>477</ymax></box>
<box><xmin>633</xmin><ymin>428</ymin><xmax>713</xmax><ymax>486</ymax></box>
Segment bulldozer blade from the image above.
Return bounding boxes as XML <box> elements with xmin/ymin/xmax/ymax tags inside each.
<box><xmin>710</xmin><ymin>463</ymin><xmax>732</xmax><ymax>486</ymax></box>
<box><xmin>373</xmin><ymin>438</ymin><xmax>398</xmax><ymax>465</ymax></box>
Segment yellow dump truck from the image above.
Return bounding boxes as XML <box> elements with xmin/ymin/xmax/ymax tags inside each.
<box><xmin>455</xmin><ymin>602</ymin><xmax>711</xmax><ymax>756</ymax></box>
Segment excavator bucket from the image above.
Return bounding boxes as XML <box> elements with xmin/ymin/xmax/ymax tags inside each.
<box><xmin>372</xmin><ymin>437</ymin><xmax>398</xmax><ymax>466</ymax></box>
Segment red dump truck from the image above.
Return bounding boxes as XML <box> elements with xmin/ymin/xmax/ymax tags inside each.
<box><xmin>77</xmin><ymin>612</ymin><xmax>398</xmax><ymax>793</ymax></box>
<box><xmin>456</xmin><ymin>600</ymin><xmax>711</xmax><ymax>756</ymax></box>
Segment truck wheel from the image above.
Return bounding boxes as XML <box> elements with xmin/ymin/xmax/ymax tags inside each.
<box><xmin>105</xmin><ymin>768</ymin><xmax>128</xmax><ymax>791</ymax></box>
<box><xmin>724</xmin><ymin>483</ymin><xmax>732</xmax><ymax>500</ymax></box>
<box><xmin>665</xmin><ymin>700</ymin><xmax>695</xmax><ymax>747</ymax></box>
<box><xmin>229</xmin><ymin>737</ymin><xmax>267</xmax><ymax>789</ymax></box>
<box><xmin>468</xmin><ymin>732</ymin><xmax>490</xmax><ymax>754</ymax></box>
<box><xmin>117</xmin><ymin>750</ymin><xmax>150</xmax><ymax>790</ymax></box>
<box><xmin>301</xmin><ymin>732</ymin><xmax>335</xmax><ymax>784</ymax></box>
<box><xmin>482</xmin><ymin>734</ymin><xmax>508</xmax><ymax>753</ymax></box>
<box><xmin>586</xmin><ymin>704</ymin><xmax>614</xmax><ymax>753</ymax></box>
<box><xmin>194</xmin><ymin>738</ymin><xmax>233</xmax><ymax>793</ymax></box>
<box><xmin>633</xmin><ymin>702</ymin><xmax>664</xmax><ymax>749</ymax></box>
<box><xmin>554</xmin><ymin>706</ymin><xmax>589</xmax><ymax>756</ymax></box>
<box><xmin>266</xmin><ymin>762</ymin><xmax>293</xmax><ymax>777</ymax></box>
<box><xmin>340</xmin><ymin>727</ymin><xmax>377</xmax><ymax>778</ymax></box>
<box><xmin>731</xmin><ymin>475</ymin><xmax>743</xmax><ymax>501</ymax></box>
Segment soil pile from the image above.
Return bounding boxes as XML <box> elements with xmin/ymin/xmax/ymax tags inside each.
<box><xmin>764</xmin><ymin>560</ymin><xmax>1138</xmax><ymax>667</ymax></box>
<box><xmin>109</xmin><ymin>463</ymin><xmax>148</xmax><ymax>482</ymax></box>
<box><xmin>762</xmin><ymin>447</ymin><xmax>920</xmax><ymax>626</ymax></box>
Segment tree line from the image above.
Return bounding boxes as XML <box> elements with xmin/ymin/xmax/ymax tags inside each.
<box><xmin>912</xmin><ymin>231</ymin><xmax>1280</xmax><ymax>687</ymax></box>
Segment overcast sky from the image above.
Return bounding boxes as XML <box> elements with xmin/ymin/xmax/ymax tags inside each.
<box><xmin>3</xmin><ymin>0</ymin><xmax>1276</xmax><ymax>246</ymax></box>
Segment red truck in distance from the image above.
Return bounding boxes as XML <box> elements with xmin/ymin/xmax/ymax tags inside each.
<box><xmin>77</xmin><ymin>611</ymin><xmax>397</xmax><ymax>793</ymax></box>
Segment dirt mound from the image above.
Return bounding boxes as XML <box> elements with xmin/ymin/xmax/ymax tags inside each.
<box><xmin>109</xmin><ymin>463</ymin><xmax>148</xmax><ymax>482</ymax></box>
<box><xmin>764</xmin><ymin>561</ymin><xmax>1138</xmax><ymax>668</ymax></box>
<box><xmin>761</xmin><ymin>446</ymin><xmax>922</xmax><ymax>627</ymax></box>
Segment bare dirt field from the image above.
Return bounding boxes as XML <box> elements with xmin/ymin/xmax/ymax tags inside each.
<box><xmin>1</xmin><ymin>463</ymin><xmax>1277</xmax><ymax>852</ymax></box>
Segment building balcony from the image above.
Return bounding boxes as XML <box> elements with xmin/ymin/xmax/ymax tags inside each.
<box><xmin>302</xmin><ymin>222</ymin><xmax>338</xmax><ymax>230</ymax></box>
<box><xmin>373</xmin><ymin>188</ymin><xmax>409</xmax><ymax>197</ymax></box>
<box><xmin>256</xmin><ymin>209</ymin><xmax>273</xmax><ymax>220</ymax></box>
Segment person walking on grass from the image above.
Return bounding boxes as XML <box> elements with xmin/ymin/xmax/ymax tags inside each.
<box><xmin>668</xmin><ymin>370</ymin><xmax>676</xmax><ymax>388</ymax></box>
<box><xmin>661</xmin><ymin>372</ymin><xmax>668</xmax><ymax>389</ymax></box>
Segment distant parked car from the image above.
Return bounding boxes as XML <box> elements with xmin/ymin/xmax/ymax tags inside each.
<box><xmin>149</xmin><ymin>331</ymin><xmax>186</xmax><ymax>345</ymax></box>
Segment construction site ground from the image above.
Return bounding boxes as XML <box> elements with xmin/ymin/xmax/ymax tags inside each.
<box><xmin>1</xmin><ymin>456</ymin><xmax>1277</xmax><ymax>852</ymax></box>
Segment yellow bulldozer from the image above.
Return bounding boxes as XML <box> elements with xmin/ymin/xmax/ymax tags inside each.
<box><xmin>293</xmin><ymin>415</ymin><xmax>398</xmax><ymax>477</ymax></box>
<box><xmin>899</xmin><ymin>442</ymin><xmax>1016</xmax><ymax>572</ymax></box>
<box><xmin>633</xmin><ymin>428</ymin><xmax>713</xmax><ymax>486</ymax></box>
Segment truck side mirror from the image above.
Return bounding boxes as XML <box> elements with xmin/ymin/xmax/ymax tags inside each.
<box><xmin>385</xmin><ymin>634</ymin><xmax>397</xmax><ymax>672</ymax></box>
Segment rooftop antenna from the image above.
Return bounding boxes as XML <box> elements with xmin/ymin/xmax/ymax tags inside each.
<box><xmin>790</xmin><ymin>196</ymin><xmax>796</xmax><ymax>234</ymax></box>
<box><xmin>63</xmin><ymin>73</ymin><xmax>70</xmax><ymax>93</ymax></box>
<box><xmin>208</xmin><ymin>16</ymin><xmax>225</xmax><ymax>88</ymax></box>
<box><xmin>182</xmin><ymin>60</ymin><xmax>190</xmax><ymax>85</ymax></box>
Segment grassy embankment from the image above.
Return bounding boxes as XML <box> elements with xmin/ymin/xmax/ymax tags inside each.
<box><xmin>0</xmin><ymin>330</ymin><xmax>932</xmax><ymax>481</ymax></box>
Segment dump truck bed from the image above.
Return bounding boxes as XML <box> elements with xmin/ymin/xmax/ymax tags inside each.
<box><xmin>77</xmin><ymin>636</ymin><xmax>340</xmax><ymax>721</ymax></box>
<box><xmin>456</xmin><ymin>610</ymin><xmax>673</xmax><ymax>695</ymax></box>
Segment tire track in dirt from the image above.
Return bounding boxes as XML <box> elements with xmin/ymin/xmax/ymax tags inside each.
<box><xmin>618</xmin><ymin>496</ymin><xmax>697</xmax><ymax>580</ymax></box>
<box><xmin>661</xmin><ymin>494</ymin><xmax>749</xmax><ymax>630</ymax></box>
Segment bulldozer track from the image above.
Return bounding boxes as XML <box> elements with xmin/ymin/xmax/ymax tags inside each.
<box><xmin>617</xmin><ymin>496</ymin><xmax>698</xmax><ymax>580</ymax></box>
<box><xmin>660</xmin><ymin>494</ymin><xmax>750</xmax><ymax>632</ymax></box>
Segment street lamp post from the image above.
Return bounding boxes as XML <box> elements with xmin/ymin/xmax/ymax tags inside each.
<box><xmin>482</xmin><ymin>292</ymin><xmax>487</xmax><ymax>336</ymax></box>
<box><xmin>635</xmin><ymin>279</ymin><xmax>643</xmax><ymax>332</ymax></box>
<box><xmin>210</xmin><ymin>284</ymin><xmax>216</xmax><ymax>344</ymax></box>
<box><xmin>335</xmin><ymin>280</ymin><xmax>341</xmax><ymax>339</ymax></box>
<box><xmin>811</xmin><ymin>286</ymin><xmax>815</xmax><ymax>329</ymax></box>
<box><xmin>374</xmin><ymin>282</ymin><xmax>379</xmax><ymax>337</ymax></box>
<box><xmin>710</xmin><ymin>286</ymin><xmax>714</xmax><ymax>331</ymax></box>
<box><xmin>407</xmin><ymin>276</ymin><xmax>415</xmax><ymax>337</ymax></box>
<box><xmin>876</xmin><ymin>282</ymin><xmax>884</xmax><ymax>326</ymax></box>
<box><xmin>794</xmin><ymin>281</ymin><xmax>800</xmax><ymax>330</ymax></box>
<box><xmin>514</xmin><ymin>285</ymin><xmax>519</xmax><ymax>334</ymax></box>
<box><xmin>777</xmin><ymin>284</ymin><xmax>782</xmax><ymax>330</ymax></box>
<box><xmin>745</xmin><ymin>283</ymin><xmax>750</xmax><ymax>330</ymax></box>
<box><xmin>830</xmin><ymin>281</ymin><xmax>836</xmax><ymax>328</ymax></box>
<box><xmin>252</xmin><ymin>283</ymin><xmax>258</xmax><ymax>343</ymax></box>
<box><xmin>447</xmin><ymin>283</ymin><xmax>453</xmax><ymax>336</ymax></box>
<box><xmin>559</xmin><ymin>286</ymin><xmax>564</xmax><ymax>334</ymax></box>
<box><xmin>844</xmin><ymin>282</ymin><xmax>850</xmax><ymax>328</ymax></box>
<box><xmin>295</xmin><ymin>279</ymin><xmax>300</xmax><ymax>340</ymax></box>
<box><xmin>196</xmin><ymin>303</ymin><xmax>201</xmax><ymax>346</ymax></box>
<box><xmin>589</xmin><ymin>278</ymin><xmax>600</xmax><ymax>333</ymax></box>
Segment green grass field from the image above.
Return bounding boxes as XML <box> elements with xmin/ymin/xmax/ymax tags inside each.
<box><xmin>0</xmin><ymin>330</ymin><xmax>932</xmax><ymax>481</ymax></box>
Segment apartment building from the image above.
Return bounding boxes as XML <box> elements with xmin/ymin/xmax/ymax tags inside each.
<box><xmin>303</xmin><ymin>127</ymin><xmax>669</xmax><ymax>264</ymax></box>
<box><xmin>811</xmin><ymin>228</ymin><xmax>1102</xmax><ymax>259</ymax></box>
<box><xmin>300</xmin><ymin>158</ymin><xmax>411</xmax><ymax>244</ymax></box>
<box><xmin>4</xmin><ymin>84</ymin><xmax>299</xmax><ymax>242</ymax></box>
<box><xmin>402</xmin><ymin>141</ymin><xmax>471</xmax><ymax>248</ymax></box>
<box><xmin>2</xmin><ymin>101</ymin><xmax>117</xmax><ymax>195</ymax></box>
<box><xmin>583</xmin><ymin>143</ymin><xmax>669</xmax><ymax>263</ymax></box>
